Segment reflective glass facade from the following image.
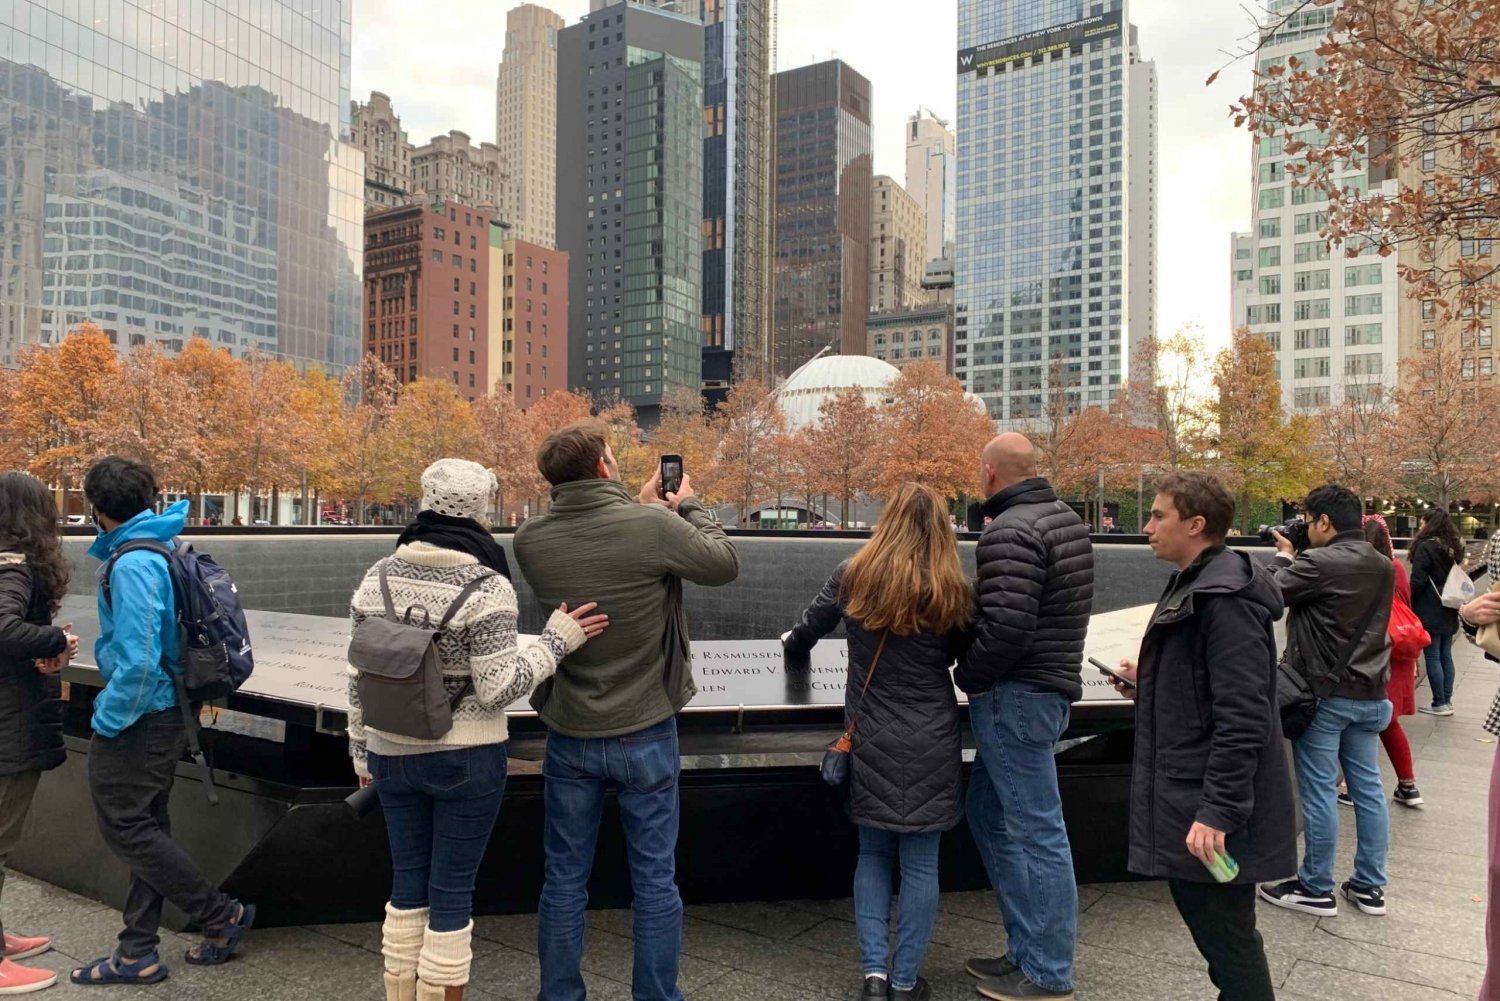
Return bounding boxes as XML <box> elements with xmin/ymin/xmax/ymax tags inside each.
<box><xmin>955</xmin><ymin>0</ymin><xmax>1132</xmax><ymax>422</ymax></box>
<box><xmin>0</xmin><ymin>0</ymin><xmax>363</xmax><ymax>369</ymax></box>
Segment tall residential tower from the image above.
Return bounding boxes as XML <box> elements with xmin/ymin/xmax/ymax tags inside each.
<box><xmin>905</xmin><ymin>110</ymin><xmax>957</xmax><ymax>265</ymax></box>
<box><xmin>495</xmin><ymin>4</ymin><xmax>564</xmax><ymax>248</ymax></box>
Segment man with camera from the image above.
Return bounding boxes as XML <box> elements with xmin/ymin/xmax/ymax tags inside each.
<box><xmin>1257</xmin><ymin>485</ymin><xmax>1395</xmax><ymax>919</ymax></box>
<box><xmin>513</xmin><ymin>422</ymin><xmax>739</xmax><ymax>1001</ymax></box>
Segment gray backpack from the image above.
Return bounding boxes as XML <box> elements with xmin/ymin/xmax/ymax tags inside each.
<box><xmin>347</xmin><ymin>562</ymin><xmax>497</xmax><ymax>740</ymax></box>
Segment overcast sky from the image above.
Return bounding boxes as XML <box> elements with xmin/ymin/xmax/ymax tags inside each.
<box><xmin>351</xmin><ymin>0</ymin><xmax>1264</xmax><ymax>352</ymax></box>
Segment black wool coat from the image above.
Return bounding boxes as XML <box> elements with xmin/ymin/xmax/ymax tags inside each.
<box><xmin>1127</xmin><ymin>547</ymin><xmax>1297</xmax><ymax>884</ymax></box>
<box><xmin>785</xmin><ymin>561</ymin><xmax>967</xmax><ymax>833</ymax></box>
<box><xmin>0</xmin><ymin>558</ymin><xmax>68</xmax><ymax>777</ymax></box>
<box><xmin>1409</xmin><ymin>538</ymin><xmax>1460</xmax><ymax>638</ymax></box>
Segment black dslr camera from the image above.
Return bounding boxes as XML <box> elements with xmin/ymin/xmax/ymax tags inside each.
<box><xmin>1260</xmin><ymin>518</ymin><xmax>1310</xmax><ymax>552</ymax></box>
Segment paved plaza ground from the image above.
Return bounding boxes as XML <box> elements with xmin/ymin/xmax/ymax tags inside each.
<box><xmin>6</xmin><ymin>639</ymin><xmax>1495</xmax><ymax>1000</ymax></box>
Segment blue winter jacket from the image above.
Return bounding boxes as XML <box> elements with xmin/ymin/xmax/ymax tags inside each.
<box><xmin>87</xmin><ymin>500</ymin><xmax>187</xmax><ymax>737</ymax></box>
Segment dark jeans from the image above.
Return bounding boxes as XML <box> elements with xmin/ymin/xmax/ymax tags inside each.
<box><xmin>0</xmin><ymin>770</ymin><xmax>41</xmax><ymax>942</ymax></box>
<box><xmin>1423</xmin><ymin>633</ymin><xmax>1457</xmax><ymax>706</ymax></box>
<box><xmin>538</xmin><ymin>717</ymin><xmax>682</xmax><ymax>1001</ymax></box>
<box><xmin>88</xmin><ymin>710</ymin><xmax>237</xmax><ymax>959</ymax></box>
<box><xmin>369</xmin><ymin>744</ymin><xmax>508</xmax><ymax>932</ymax></box>
<box><xmin>1168</xmin><ymin>880</ymin><xmax>1275</xmax><ymax>1001</ymax></box>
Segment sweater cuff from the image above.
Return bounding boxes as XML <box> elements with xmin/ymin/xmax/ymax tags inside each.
<box><xmin>544</xmin><ymin>608</ymin><xmax>589</xmax><ymax>654</ymax></box>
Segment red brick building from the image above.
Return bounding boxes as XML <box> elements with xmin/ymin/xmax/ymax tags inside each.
<box><xmin>364</xmin><ymin>201</ymin><xmax>492</xmax><ymax>400</ymax></box>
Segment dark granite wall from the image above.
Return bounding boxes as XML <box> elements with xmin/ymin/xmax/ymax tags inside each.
<box><xmin>62</xmin><ymin>535</ymin><xmax>1287</xmax><ymax>640</ymax></box>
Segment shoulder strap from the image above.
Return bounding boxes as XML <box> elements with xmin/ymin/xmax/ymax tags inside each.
<box><xmin>376</xmin><ymin>562</ymin><xmax>399</xmax><ymax>621</ymax></box>
<box><xmin>848</xmin><ymin>632</ymin><xmax>890</xmax><ymax>731</ymax></box>
<box><xmin>100</xmin><ymin>540</ymin><xmax>173</xmax><ymax>610</ymax></box>
<box><xmin>438</xmin><ymin>572</ymin><xmax>499</xmax><ymax>630</ymax></box>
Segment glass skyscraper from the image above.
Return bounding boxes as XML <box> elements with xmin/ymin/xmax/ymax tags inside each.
<box><xmin>955</xmin><ymin>0</ymin><xmax>1155</xmax><ymax>423</ymax></box>
<box><xmin>0</xmin><ymin>0</ymin><xmax>364</xmax><ymax>370</ymax></box>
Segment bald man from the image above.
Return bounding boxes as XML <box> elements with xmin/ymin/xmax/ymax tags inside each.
<box><xmin>959</xmin><ymin>433</ymin><xmax>1093</xmax><ymax>1001</ymax></box>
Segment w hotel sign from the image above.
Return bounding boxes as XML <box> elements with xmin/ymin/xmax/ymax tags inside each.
<box><xmin>958</xmin><ymin>9</ymin><xmax>1124</xmax><ymax>74</ymax></box>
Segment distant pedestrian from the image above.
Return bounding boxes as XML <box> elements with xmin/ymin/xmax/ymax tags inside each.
<box><xmin>783</xmin><ymin>483</ymin><xmax>973</xmax><ymax>1001</ymax></box>
<box><xmin>959</xmin><ymin>433</ymin><xmax>1093</xmax><ymax>1001</ymax></box>
<box><xmin>1410</xmin><ymin>508</ymin><xmax>1465</xmax><ymax>715</ymax></box>
<box><xmin>0</xmin><ymin>471</ymin><xmax>81</xmax><ymax>995</ymax></box>
<box><xmin>1113</xmin><ymin>471</ymin><xmax>1294</xmax><ymax>1001</ymax></box>
<box><xmin>348</xmin><ymin>459</ymin><xmax>606</xmax><ymax>1001</ymax></box>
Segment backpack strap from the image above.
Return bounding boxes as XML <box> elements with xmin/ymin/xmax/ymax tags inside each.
<box><xmin>100</xmin><ymin>539</ymin><xmax>173</xmax><ymax>611</ymax></box>
<box><xmin>436</xmin><ymin>572</ymin><xmax>499</xmax><ymax>712</ymax></box>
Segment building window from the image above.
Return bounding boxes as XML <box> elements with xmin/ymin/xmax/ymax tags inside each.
<box><xmin>1423</xmin><ymin>328</ymin><xmax>1436</xmax><ymax>349</ymax></box>
<box><xmin>1422</xmin><ymin>300</ymin><xmax>1437</xmax><ymax>319</ymax></box>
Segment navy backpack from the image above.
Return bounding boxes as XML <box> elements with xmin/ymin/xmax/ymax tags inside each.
<box><xmin>101</xmin><ymin>538</ymin><xmax>254</xmax><ymax>804</ymax></box>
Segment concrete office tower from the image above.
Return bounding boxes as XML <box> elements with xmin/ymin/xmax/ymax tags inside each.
<box><xmin>411</xmin><ymin>132</ymin><xmax>509</xmax><ymax>213</ymax></box>
<box><xmin>0</xmin><ymin>0</ymin><xmax>363</xmax><ymax>370</ymax></box>
<box><xmin>495</xmin><ymin>5</ymin><xmax>564</xmax><ymax>248</ymax></box>
<box><xmin>1232</xmin><ymin>0</ymin><xmax>1398</xmax><ymax>413</ymax></box>
<box><xmin>591</xmin><ymin>0</ymin><xmax>704</xmax><ymax>15</ymax></box>
<box><xmin>487</xmin><ymin>221</ymin><xmax>570</xmax><ymax>404</ymax></box>
<box><xmin>1127</xmin><ymin>28</ymin><xmax>1158</xmax><ymax>357</ymax></box>
<box><xmin>702</xmin><ymin>0</ymin><xmax>773</xmax><ymax>395</ymax></box>
<box><xmin>772</xmin><ymin>60</ymin><xmax>874</xmax><ymax>379</ymax></box>
<box><xmin>351</xmin><ymin>93</ymin><xmax>413</xmax><ymax>211</ymax></box>
<box><xmin>905</xmin><ymin>110</ymin><xmax>957</xmax><ymax>265</ymax></box>
<box><xmin>870</xmin><ymin>177</ymin><xmax>930</xmax><ymax>312</ymax></box>
<box><xmin>558</xmin><ymin>1</ymin><xmax>704</xmax><ymax>425</ymax></box>
<box><xmin>364</xmin><ymin>202</ymin><xmax>492</xmax><ymax>400</ymax></box>
<box><xmin>955</xmin><ymin>1</ymin><xmax>1154</xmax><ymax>424</ymax></box>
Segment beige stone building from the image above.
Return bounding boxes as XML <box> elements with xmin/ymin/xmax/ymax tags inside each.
<box><xmin>870</xmin><ymin>176</ymin><xmax>930</xmax><ymax>313</ymax></box>
<box><xmin>349</xmin><ymin>92</ymin><xmax>412</xmax><ymax>211</ymax></box>
<box><xmin>868</xmin><ymin>303</ymin><xmax>953</xmax><ymax>374</ymax></box>
<box><xmin>411</xmin><ymin>131</ymin><xmax>509</xmax><ymax>213</ymax></box>
<box><xmin>495</xmin><ymin>4</ymin><xmax>564</xmax><ymax>248</ymax></box>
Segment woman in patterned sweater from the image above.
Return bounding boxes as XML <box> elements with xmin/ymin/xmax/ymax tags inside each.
<box><xmin>348</xmin><ymin>459</ymin><xmax>607</xmax><ymax>1001</ymax></box>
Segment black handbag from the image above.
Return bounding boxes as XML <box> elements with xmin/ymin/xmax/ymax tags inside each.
<box><xmin>820</xmin><ymin>632</ymin><xmax>889</xmax><ymax>786</ymax></box>
<box><xmin>1277</xmin><ymin>576</ymin><xmax>1386</xmax><ymax>740</ymax></box>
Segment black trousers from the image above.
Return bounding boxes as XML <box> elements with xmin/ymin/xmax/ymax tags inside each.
<box><xmin>1168</xmin><ymin>879</ymin><xmax>1277</xmax><ymax>1001</ymax></box>
<box><xmin>88</xmin><ymin>710</ymin><xmax>237</xmax><ymax>958</ymax></box>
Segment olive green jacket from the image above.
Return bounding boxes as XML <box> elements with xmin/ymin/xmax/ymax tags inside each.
<box><xmin>513</xmin><ymin>479</ymin><xmax>740</xmax><ymax>738</ymax></box>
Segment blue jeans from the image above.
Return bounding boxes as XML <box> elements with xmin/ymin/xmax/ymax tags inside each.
<box><xmin>538</xmin><ymin>718</ymin><xmax>682</xmax><ymax>1001</ymax></box>
<box><xmin>370</xmin><ymin>743</ymin><xmax>508</xmax><ymax>932</ymax></box>
<box><xmin>1292</xmin><ymin>696</ymin><xmax>1392</xmax><ymax>893</ymax></box>
<box><xmin>1423</xmin><ymin>634</ymin><xmax>1456</xmax><ymax>706</ymax></box>
<box><xmin>966</xmin><ymin>681</ymin><xmax>1076</xmax><ymax>993</ymax></box>
<box><xmin>854</xmin><ymin>827</ymin><xmax>941</xmax><ymax>991</ymax></box>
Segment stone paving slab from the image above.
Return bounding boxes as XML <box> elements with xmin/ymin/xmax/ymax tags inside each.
<box><xmin>1</xmin><ymin>642</ymin><xmax>1493</xmax><ymax>1000</ymax></box>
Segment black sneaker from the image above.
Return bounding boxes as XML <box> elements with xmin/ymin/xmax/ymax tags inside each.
<box><xmin>976</xmin><ymin>968</ymin><xmax>1074</xmax><ymax>1001</ymax></box>
<box><xmin>1258</xmin><ymin>878</ymin><xmax>1338</xmax><ymax>916</ymax></box>
<box><xmin>1337</xmin><ymin>790</ymin><xmax>1353</xmax><ymax>807</ymax></box>
<box><xmin>862</xmin><ymin>976</ymin><xmax>889</xmax><ymax>1000</ymax></box>
<box><xmin>1341</xmin><ymin>881</ymin><xmax>1387</xmax><ymax>916</ymax></box>
<box><xmin>1393</xmin><ymin>783</ymin><xmax>1424</xmax><ymax>808</ymax></box>
<box><xmin>890</xmin><ymin>978</ymin><xmax>930</xmax><ymax>1001</ymax></box>
<box><xmin>966</xmin><ymin>956</ymin><xmax>1020</xmax><ymax>980</ymax></box>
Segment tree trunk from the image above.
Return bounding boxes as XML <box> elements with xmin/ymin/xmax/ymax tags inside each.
<box><xmin>300</xmin><ymin>472</ymin><xmax>310</xmax><ymax>527</ymax></box>
<box><xmin>271</xmin><ymin>485</ymin><xmax>280</xmax><ymax>526</ymax></box>
<box><xmin>232</xmin><ymin>489</ymin><xmax>241</xmax><ymax>524</ymax></box>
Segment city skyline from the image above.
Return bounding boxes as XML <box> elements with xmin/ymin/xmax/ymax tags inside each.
<box><xmin>352</xmin><ymin>0</ymin><xmax>1258</xmax><ymax>355</ymax></box>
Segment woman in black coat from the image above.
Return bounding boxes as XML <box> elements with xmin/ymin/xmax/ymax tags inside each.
<box><xmin>784</xmin><ymin>483</ymin><xmax>972</xmax><ymax>1001</ymax></box>
<box><xmin>1409</xmin><ymin>508</ymin><xmax>1465</xmax><ymax>714</ymax></box>
<box><xmin>0</xmin><ymin>471</ymin><xmax>78</xmax><ymax>990</ymax></box>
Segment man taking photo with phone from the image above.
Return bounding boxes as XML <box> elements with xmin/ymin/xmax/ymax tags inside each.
<box><xmin>514</xmin><ymin>422</ymin><xmax>739</xmax><ymax>1001</ymax></box>
<box><xmin>1112</xmin><ymin>472</ymin><xmax>1294</xmax><ymax>1001</ymax></box>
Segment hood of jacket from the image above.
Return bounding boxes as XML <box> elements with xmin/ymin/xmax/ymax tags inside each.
<box><xmin>87</xmin><ymin>499</ymin><xmax>188</xmax><ymax>562</ymax></box>
<box><xmin>1153</xmin><ymin>547</ymin><xmax>1284</xmax><ymax>629</ymax></box>
<box><xmin>981</xmin><ymin>477</ymin><xmax>1059</xmax><ymax>519</ymax></box>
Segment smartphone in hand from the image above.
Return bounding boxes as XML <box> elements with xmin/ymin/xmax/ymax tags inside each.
<box><xmin>1088</xmin><ymin>656</ymin><xmax>1136</xmax><ymax>690</ymax></box>
<box><xmin>659</xmin><ymin>454</ymin><xmax>684</xmax><ymax>498</ymax></box>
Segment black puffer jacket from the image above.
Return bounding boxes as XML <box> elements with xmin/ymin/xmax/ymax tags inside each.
<box><xmin>0</xmin><ymin>556</ymin><xmax>67</xmax><ymax>776</ymax></box>
<box><xmin>1409</xmin><ymin>538</ymin><xmax>1460</xmax><ymax>638</ymax></box>
<box><xmin>785</xmin><ymin>562</ymin><xmax>966</xmax><ymax>833</ymax></box>
<box><xmin>956</xmin><ymin>478</ymin><xmax>1094</xmax><ymax>701</ymax></box>
<box><xmin>1128</xmin><ymin>547</ymin><xmax>1296</xmax><ymax>884</ymax></box>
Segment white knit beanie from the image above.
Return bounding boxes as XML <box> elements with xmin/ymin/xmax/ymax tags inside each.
<box><xmin>419</xmin><ymin>459</ymin><xmax>496</xmax><ymax>522</ymax></box>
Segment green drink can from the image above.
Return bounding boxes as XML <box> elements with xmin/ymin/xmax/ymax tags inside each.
<box><xmin>1203</xmin><ymin>851</ymin><xmax>1240</xmax><ymax>883</ymax></box>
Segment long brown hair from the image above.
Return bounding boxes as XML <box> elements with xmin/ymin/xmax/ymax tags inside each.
<box><xmin>842</xmin><ymin>482</ymin><xmax>973</xmax><ymax>636</ymax></box>
<box><xmin>0</xmin><ymin>471</ymin><xmax>70</xmax><ymax>616</ymax></box>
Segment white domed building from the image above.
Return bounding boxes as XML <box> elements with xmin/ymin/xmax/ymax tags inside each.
<box><xmin>776</xmin><ymin>354</ymin><xmax>901</xmax><ymax>429</ymax></box>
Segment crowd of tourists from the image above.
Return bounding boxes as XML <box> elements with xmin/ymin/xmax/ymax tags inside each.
<box><xmin>0</xmin><ymin>431</ymin><xmax>1497</xmax><ymax>1000</ymax></box>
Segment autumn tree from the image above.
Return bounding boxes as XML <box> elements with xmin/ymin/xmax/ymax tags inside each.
<box><xmin>650</xmin><ymin>386</ymin><xmax>720</xmax><ymax>506</ymax></box>
<box><xmin>1124</xmin><ymin>329</ymin><xmax>1210</xmax><ymax>469</ymax></box>
<box><xmin>787</xmin><ymin>425</ymin><xmax>826</xmax><ymax>527</ymax></box>
<box><xmin>519</xmin><ymin>390</ymin><xmax>595</xmax><ymax>510</ymax></box>
<box><xmin>88</xmin><ymin>344</ymin><xmax>197</xmax><ymax>495</ymax></box>
<box><xmin>1388</xmin><ymin>332</ymin><xmax>1500</xmax><ymax>508</ymax></box>
<box><xmin>290</xmin><ymin>366</ymin><xmax>345</xmax><ymax>525</ymax></box>
<box><xmin>175</xmin><ymin>337</ymin><xmax>248</xmax><ymax>520</ymax></box>
<box><xmin>385</xmin><ymin>378</ymin><xmax>482</xmax><ymax>511</ymax></box>
<box><xmin>333</xmin><ymin>356</ymin><xmax>402</xmax><ymax>523</ymax></box>
<box><xmin>709</xmin><ymin>378</ymin><xmax>784</xmax><ymax>526</ymax></box>
<box><xmin>1205</xmin><ymin>328</ymin><xmax>1316</xmax><ymax>521</ymax></box>
<box><xmin>10</xmin><ymin>326</ymin><xmax>119</xmax><ymax>512</ymax></box>
<box><xmin>597</xmin><ymin>396</ymin><xmax>651</xmax><ymax>491</ymax></box>
<box><xmin>1232</xmin><ymin>0</ymin><xmax>1500</xmax><ymax>320</ymax></box>
<box><xmin>221</xmin><ymin>353</ymin><xmax>303</xmax><ymax>523</ymax></box>
<box><xmin>1314</xmin><ymin>381</ymin><xmax>1398</xmax><ymax>502</ymax></box>
<box><xmin>471</xmin><ymin>387</ymin><xmax>538</xmax><ymax>523</ymax></box>
<box><xmin>876</xmin><ymin>361</ymin><xmax>996</xmax><ymax>502</ymax></box>
<box><xmin>809</xmin><ymin>388</ymin><xmax>878</xmax><ymax>526</ymax></box>
<box><xmin>0</xmin><ymin>369</ymin><xmax>23</xmax><ymax>471</ymax></box>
